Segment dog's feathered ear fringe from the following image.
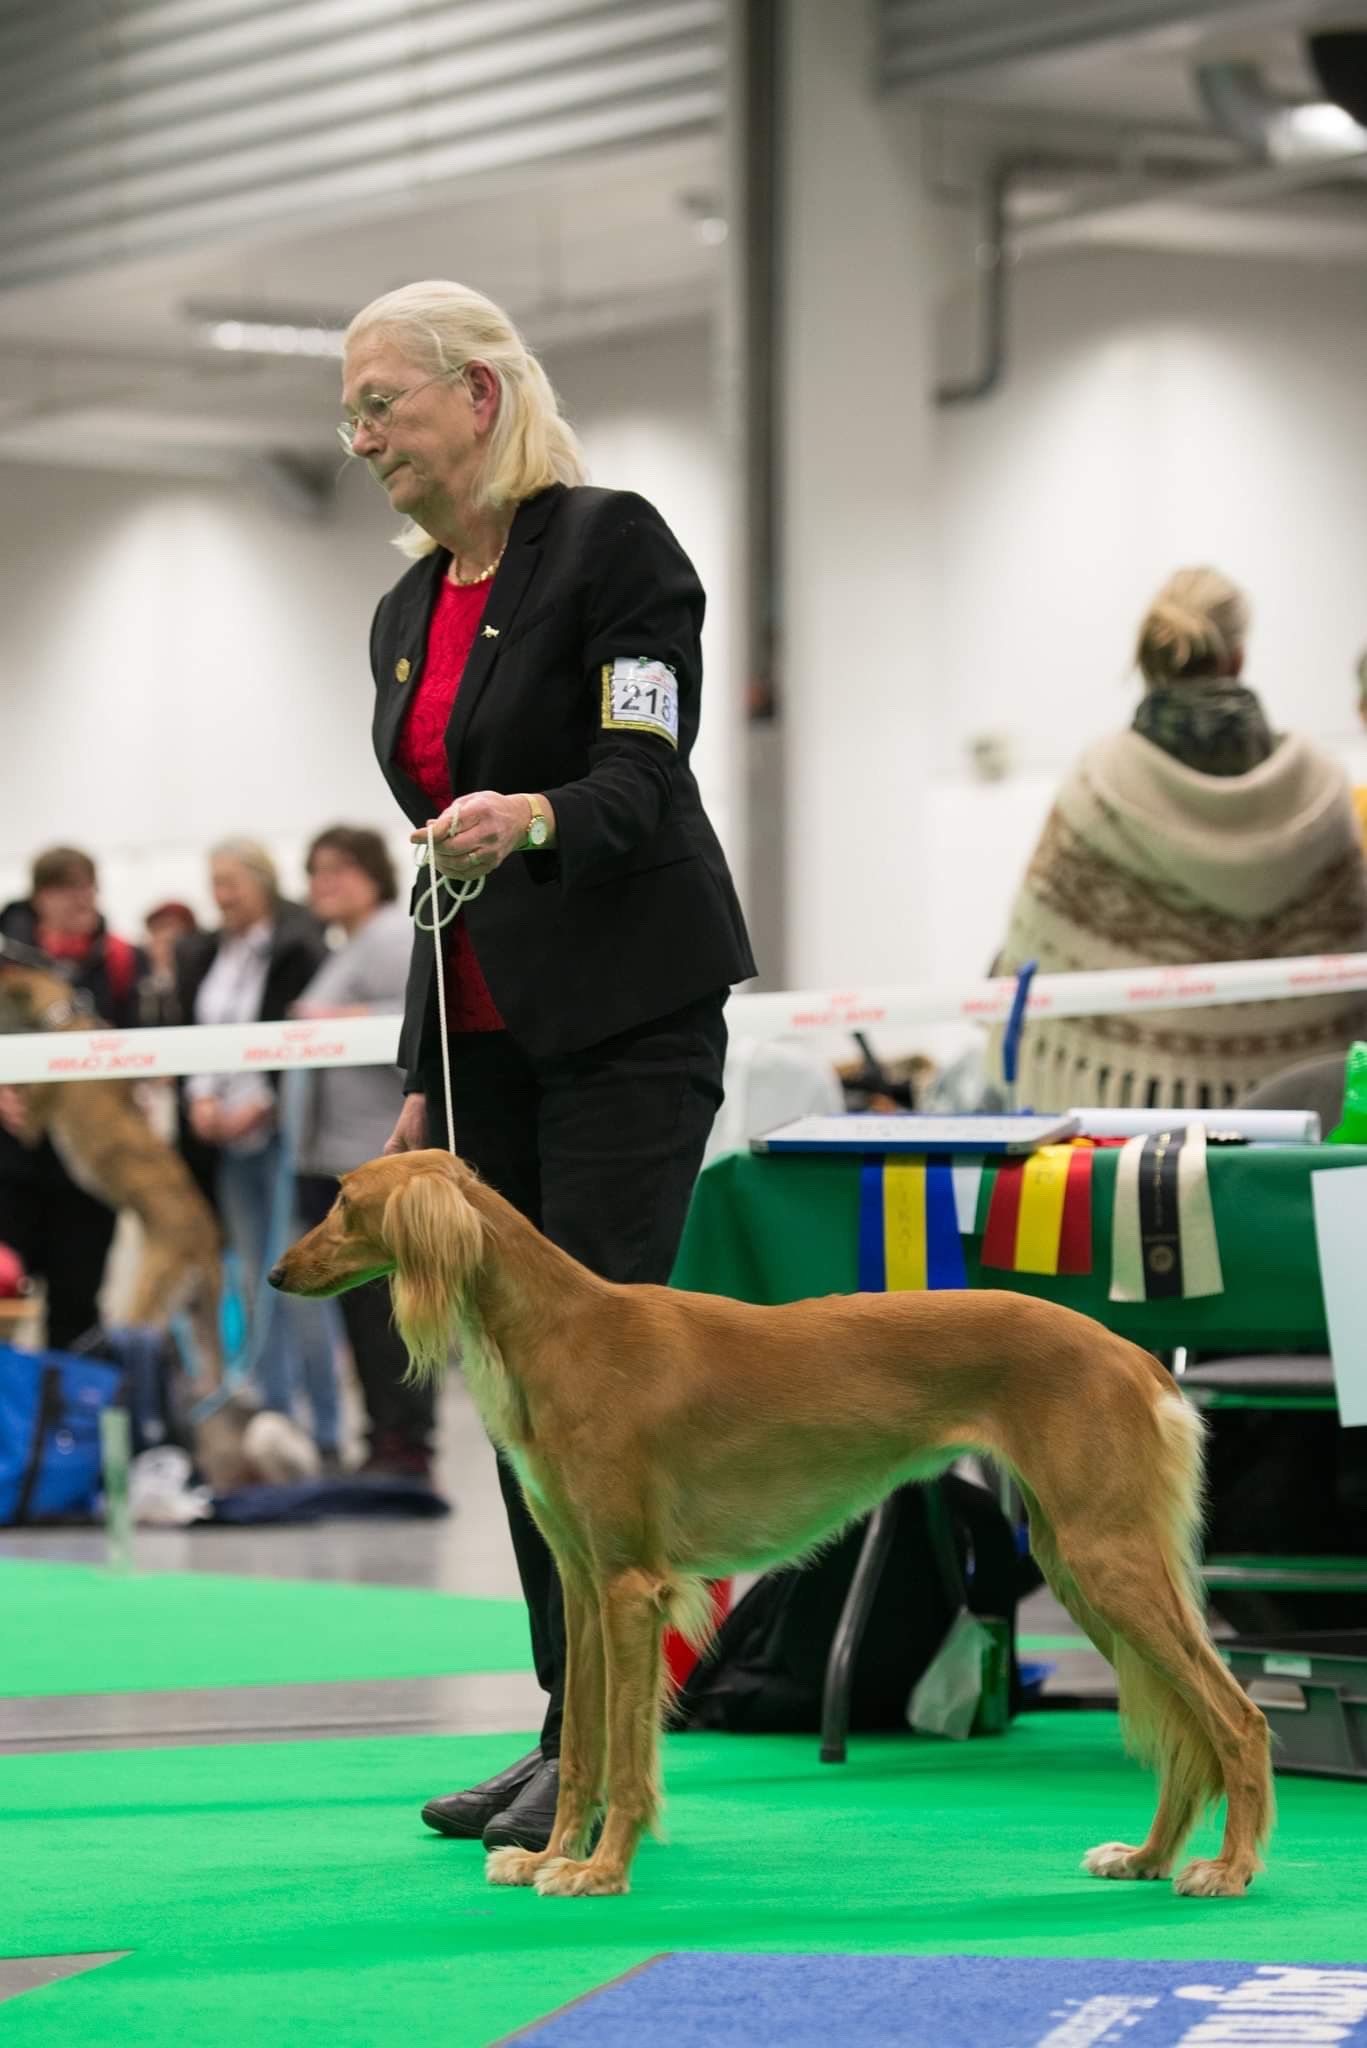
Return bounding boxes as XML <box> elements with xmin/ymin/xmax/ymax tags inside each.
<box><xmin>384</xmin><ymin>1169</ymin><xmax>485</xmax><ymax>1384</ymax></box>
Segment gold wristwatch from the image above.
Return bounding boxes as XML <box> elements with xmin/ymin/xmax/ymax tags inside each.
<box><xmin>520</xmin><ymin>794</ymin><xmax>551</xmax><ymax>850</ymax></box>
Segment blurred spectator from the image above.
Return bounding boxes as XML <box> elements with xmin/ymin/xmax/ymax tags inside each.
<box><xmin>992</xmin><ymin>569</ymin><xmax>1367</xmax><ymax>1112</ymax></box>
<box><xmin>138</xmin><ymin>899</ymin><xmax>200</xmax><ymax>1027</ymax></box>
<box><xmin>0</xmin><ymin>846</ymin><xmax>147</xmax><ymax>1347</ymax></box>
<box><xmin>293</xmin><ymin>826</ymin><xmax>435</xmax><ymax>1478</ymax></box>
<box><xmin>175</xmin><ymin>838</ymin><xmax>342</xmax><ymax>1465</ymax></box>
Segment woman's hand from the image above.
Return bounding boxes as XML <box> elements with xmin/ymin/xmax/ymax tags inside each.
<box><xmin>384</xmin><ymin>1093</ymin><xmax>429</xmax><ymax>1154</ymax></box>
<box><xmin>218</xmin><ymin>1100</ymin><xmax>273</xmax><ymax>1146</ymax></box>
<box><xmin>410</xmin><ymin>791</ymin><xmax>537</xmax><ymax>881</ymax></box>
<box><xmin>187</xmin><ymin>1097</ymin><xmax>222</xmax><ymax>1145</ymax></box>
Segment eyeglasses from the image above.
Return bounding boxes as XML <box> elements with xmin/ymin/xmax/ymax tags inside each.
<box><xmin>337</xmin><ymin>369</ymin><xmax>462</xmax><ymax>454</ymax></box>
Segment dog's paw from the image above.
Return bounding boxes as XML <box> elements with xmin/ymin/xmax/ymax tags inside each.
<box><xmin>1173</xmin><ymin>1857</ymin><xmax>1251</xmax><ymax>1899</ymax></box>
<box><xmin>485</xmin><ymin>1846</ymin><xmax>544</xmax><ymax>1888</ymax></box>
<box><xmin>1082</xmin><ymin>1841</ymin><xmax>1169</xmax><ymax>1881</ymax></box>
<box><xmin>533</xmin><ymin>1855</ymin><xmax>629</xmax><ymax>1899</ymax></box>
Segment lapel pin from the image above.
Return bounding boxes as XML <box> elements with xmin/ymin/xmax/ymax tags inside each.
<box><xmin>482</xmin><ymin>624</ymin><xmax>500</xmax><ymax>639</ymax></box>
<box><xmin>394</xmin><ymin>657</ymin><xmax>411</xmax><ymax>682</ymax></box>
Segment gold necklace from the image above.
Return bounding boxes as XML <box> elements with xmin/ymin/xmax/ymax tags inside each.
<box><xmin>447</xmin><ymin>542</ymin><xmax>506</xmax><ymax>587</ymax></box>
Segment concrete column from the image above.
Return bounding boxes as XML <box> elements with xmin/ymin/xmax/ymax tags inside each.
<box><xmin>780</xmin><ymin>0</ymin><xmax>939</xmax><ymax>989</ymax></box>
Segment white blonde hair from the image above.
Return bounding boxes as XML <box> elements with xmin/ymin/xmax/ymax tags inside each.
<box><xmin>1136</xmin><ymin>568</ymin><xmax>1250</xmax><ymax>688</ymax></box>
<box><xmin>345</xmin><ymin>280</ymin><xmax>588</xmax><ymax>560</ymax></box>
<box><xmin>210</xmin><ymin>836</ymin><xmax>279</xmax><ymax>901</ymax></box>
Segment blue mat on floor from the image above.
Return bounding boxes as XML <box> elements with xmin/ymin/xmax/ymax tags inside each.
<box><xmin>207</xmin><ymin>1476</ymin><xmax>450</xmax><ymax>1522</ymax></box>
<box><xmin>522</xmin><ymin>1954</ymin><xmax>1367</xmax><ymax>2046</ymax></box>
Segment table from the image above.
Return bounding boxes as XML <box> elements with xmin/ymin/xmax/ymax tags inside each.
<box><xmin>672</xmin><ymin>1143</ymin><xmax>1367</xmax><ymax>1352</ymax></box>
<box><xmin>670</xmin><ymin>1143</ymin><xmax>1367</xmax><ymax>1757</ymax></box>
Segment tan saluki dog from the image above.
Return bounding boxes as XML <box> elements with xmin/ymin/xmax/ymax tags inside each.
<box><xmin>271</xmin><ymin>1148</ymin><xmax>1273</xmax><ymax>1902</ymax></box>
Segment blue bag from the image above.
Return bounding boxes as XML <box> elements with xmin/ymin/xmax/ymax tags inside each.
<box><xmin>0</xmin><ymin>1343</ymin><xmax>124</xmax><ymax>1525</ymax></box>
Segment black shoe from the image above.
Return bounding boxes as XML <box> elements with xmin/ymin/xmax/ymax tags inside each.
<box><xmin>481</xmin><ymin>1755</ymin><xmax>561</xmax><ymax>1852</ymax></box>
<box><xmin>421</xmin><ymin>1749</ymin><xmax>543</xmax><ymax>1839</ymax></box>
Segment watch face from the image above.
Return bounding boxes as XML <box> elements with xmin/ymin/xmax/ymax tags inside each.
<box><xmin>528</xmin><ymin>816</ymin><xmax>549</xmax><ymax>847</ymax></box>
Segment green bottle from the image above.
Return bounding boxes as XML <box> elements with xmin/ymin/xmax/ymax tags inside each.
<box><xmin>1327</xmin><ymin>1042</ymin><xmax>1367</xmax><ymax>1145</ymax></box>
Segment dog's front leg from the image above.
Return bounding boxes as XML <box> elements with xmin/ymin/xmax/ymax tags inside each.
<box><xmin>487</xmin><ymin>1568</ymin><xmax>606</xmax><ymax>1890</ymax></box>
<box><xmin>533</xmin><ymin>1567</ymin><xmax>663</xmax><ymax>1899</ymax></box>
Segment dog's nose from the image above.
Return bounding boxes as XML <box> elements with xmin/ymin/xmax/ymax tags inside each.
<box><xmin>266</xmin><ymin>1263</ymin><xmax>286</xmax><ymax>1290</ymax></box>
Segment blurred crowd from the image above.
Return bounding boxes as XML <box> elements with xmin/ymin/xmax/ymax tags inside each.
<box><xmin>0</xmin><ymin>827</ymin><xmax>431</xmax><ymax>1481</ymax></box>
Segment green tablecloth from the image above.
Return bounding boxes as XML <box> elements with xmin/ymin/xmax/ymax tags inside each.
<box><xmin>671</xmin><ymin>1144</ymin><xmax>1367</xmax><ymax>1354</ymax></box>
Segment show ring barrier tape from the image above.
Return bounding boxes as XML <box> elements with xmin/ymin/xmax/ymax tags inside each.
<box><xmin>2</xmin><ymin>951</ymin><xmax>1366</xmax><ymax>1083</ymax></box>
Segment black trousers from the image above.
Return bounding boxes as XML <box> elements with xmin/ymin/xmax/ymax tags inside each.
<box><xmin>421</xmin><ymin>990</ymin><xmax>727</xmax><ymax>1756</ymax></box>
<box><xmin>296</xmin><ymin>1174</ymin><xmax>437</xmax><ymax>1456</ymax></box>
<box><xmin>0</xmin><ymin>1133</ymin><xmax>118</xmax><ymax>1352</ymax></box>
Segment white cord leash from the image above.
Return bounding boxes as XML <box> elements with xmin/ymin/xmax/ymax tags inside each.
<box><xmin>416</xmin><ymin>808</ymin><xmax>483</xmax><ymax>1156</ymax></box>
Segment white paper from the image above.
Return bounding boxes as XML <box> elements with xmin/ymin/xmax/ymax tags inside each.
<box><xmin>1072</xmin><ymin>1106</ymin><xmax>1319</xmax><ymax>1144</ymax></box>
<box><xmin>952</xmin><ymin>1159</ymin><xmax>983</xmax><ymax>1235</ymax></box>
<box><xmin>1309</xmin><ymin>1167</ymin><xmax>1367</xmax><ymax>1428</ymax></box>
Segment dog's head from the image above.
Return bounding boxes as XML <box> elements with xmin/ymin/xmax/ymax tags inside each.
<box><xmin>269</xmin><ymin>1148</ymin><xmax>485</xmax><ymax>1383</ymax></box>
<box><xmin>0</xmin><ymin>956</ymin><xmax>91</xmax><ymax>1034</ymax></box>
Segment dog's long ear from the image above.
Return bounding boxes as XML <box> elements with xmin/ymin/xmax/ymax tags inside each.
<box><xmin>384</xmin><ymin>1167</ymin><xmax>485</xmax><ymax>1384</ymax></box>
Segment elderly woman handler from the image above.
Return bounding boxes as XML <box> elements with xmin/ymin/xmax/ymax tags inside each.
<box><xmin>342</xmin><ymin>281</ymin><xmax>755</xmax><ymax>1853</ymax></box>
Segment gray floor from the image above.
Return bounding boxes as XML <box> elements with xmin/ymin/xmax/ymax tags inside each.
<box><xmin>0</xmin><ymin>1955</ymin><xmax>130</xmax><ymax>2006</ymax></box>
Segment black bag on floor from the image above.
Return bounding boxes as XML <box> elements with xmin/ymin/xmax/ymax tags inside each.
<box><xmin>672</xmin><ymin>1474</ymin><xmax>1028</xmax><ymax>1734</ymax></box>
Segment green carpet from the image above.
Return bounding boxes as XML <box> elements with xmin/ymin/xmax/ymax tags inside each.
<box><xmin>0</xmin><ymin>1560</ymin><xmax>531</xmax><ymax>1695</ymax></box>
<box><xmin>2</xmin><ymin>1718</ymin><xmax>1362</xmax><ymax>2047</ymax></box>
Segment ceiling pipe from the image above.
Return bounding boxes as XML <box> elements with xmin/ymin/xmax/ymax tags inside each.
<box><xmin>1196</xmin><ymin>59</ymin><xmax>1367</xmax><ymax>163</ymax></box>
<box><xmin>935</xmin><ymin>157</ymin><xmax>1011</xmax><ymax>408</ymax></box>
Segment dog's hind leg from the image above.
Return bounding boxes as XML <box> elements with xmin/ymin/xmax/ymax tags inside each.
<box><xmin>1024</xmin><ymin>1476</ymin><xmax>1201</xmax><ymax>1874</ymax></box>
<box><xmin>1008</xmin><ymin>1363</ymin><xmax>1272</xmax><ymax>1896</ymax></box>
<box><xmin>533</xmin><ymin>1565</ymin><xmax>667</xmax><ymax>1898</ymax></box>
<box><xmin>487</xmin><ymin>1562</ymin><xmax>606</xmax><ymax>1890</ymax></box>
<box><xmin>1046</xmin><ymin>1524</ymin><xmax>1271</xmax><ymax>1895</ymax></box>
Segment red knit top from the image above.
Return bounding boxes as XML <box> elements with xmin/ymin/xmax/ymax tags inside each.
<box><xmin>395</xmin><ymin>578</ymin><xmax>505</xmax><ymax>1033</ymax></box>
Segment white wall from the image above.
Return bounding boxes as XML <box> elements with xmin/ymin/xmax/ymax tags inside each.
<box><xmin>924</xmin><ymin>245</ymin><xmax>1367</xmax><ymax>999</ymax></box>
<box><xmin>6</xmin><ymin>246</ymin><xmax>1367</xmax><ymax>1028</ymax></box>
<box><xmin>0</xmin><ymin>320</ymin><xmax>732</xmax><ymax>939</ymax></box>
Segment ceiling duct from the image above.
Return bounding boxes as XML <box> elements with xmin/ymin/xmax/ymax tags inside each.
<box><xmin>1196</xmin><ymin>58</ymin><xmax>1367</xmax><ymax>162</ymax></box>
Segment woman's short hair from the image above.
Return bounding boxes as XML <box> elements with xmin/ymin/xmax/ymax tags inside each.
<box><xmin>31</xmin><ymin>845</ymin><xmax>96</xmax><ymax>894</ymax></box>
<box><xmin>306</xmin><ymin>825</ymin><xmax>398</xmax><ymax>905</ymax></box>
<box><xmin>1136</xmin><ymin>568</ymin><xmax>1250</xmax><ymax>688</ymax></box>
<box><xmin>344</xmin><ymin>279</ymin><xmax>588</xmax><ymax>560</ymax></box>
<box><xmin>209</xmin><ymin>837</ymin><xmax>279</xmax><ymax>900</ymax></box>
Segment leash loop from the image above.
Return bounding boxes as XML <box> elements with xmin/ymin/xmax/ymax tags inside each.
<box><xmin>414</xmin><ymin>814</ymin><xmax>473</xmax><ymax>1155</ymax></box>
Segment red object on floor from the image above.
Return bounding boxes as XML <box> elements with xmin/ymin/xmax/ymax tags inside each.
<box><xmin>663</xmin><ymin>1578</ymin><xmax>732</xmax><ymax>1689</ymax></box>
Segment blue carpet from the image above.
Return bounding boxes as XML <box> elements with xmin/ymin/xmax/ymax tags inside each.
<box><xmin>521</xmin><ymin>1953</ymin><xmax>1367</xmax><ymax>2046</ymax></box>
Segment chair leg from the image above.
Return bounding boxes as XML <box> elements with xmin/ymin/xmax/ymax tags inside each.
<box><xmin>820</xmin><ymin>1497</ymin><xmax>900</xmax><ymax>1763</ymax></box>
<box><xmin>923</xmin><ymin>1477</ymin><xmax>968</xmax><ymax>1611</ymax></box>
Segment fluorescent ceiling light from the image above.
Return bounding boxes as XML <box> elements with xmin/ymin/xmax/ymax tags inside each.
<box><xmin>186</xmin><ymin>303</ymin><xmax>347</xmax><ymax>357</ymax></box>
<box><xmin>1281</xmin><ymin>100</ymin><xmax>1367</xmax><ymax>156</ymax></box>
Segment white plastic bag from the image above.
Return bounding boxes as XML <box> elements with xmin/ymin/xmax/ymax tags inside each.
<box><xmin>128</xmin><ymin>1446</ymin><xmax>213</xmax><ymax>1526</ymax></box>
<box><xmin>906</xmin><ymin>1610</ymin><xmax>991</xmax><ymax>1740</ymax></box>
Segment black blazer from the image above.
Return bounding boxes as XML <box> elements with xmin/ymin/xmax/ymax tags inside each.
<box><xmin>371</xmin><ymin>484</ymin><xmax>756</xmax><ymax>1076</ymax></box>
<box><xmin>175</xmin><ymin>901</ymin><xmax>328</xmax><ymax>1048</ymax></box>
